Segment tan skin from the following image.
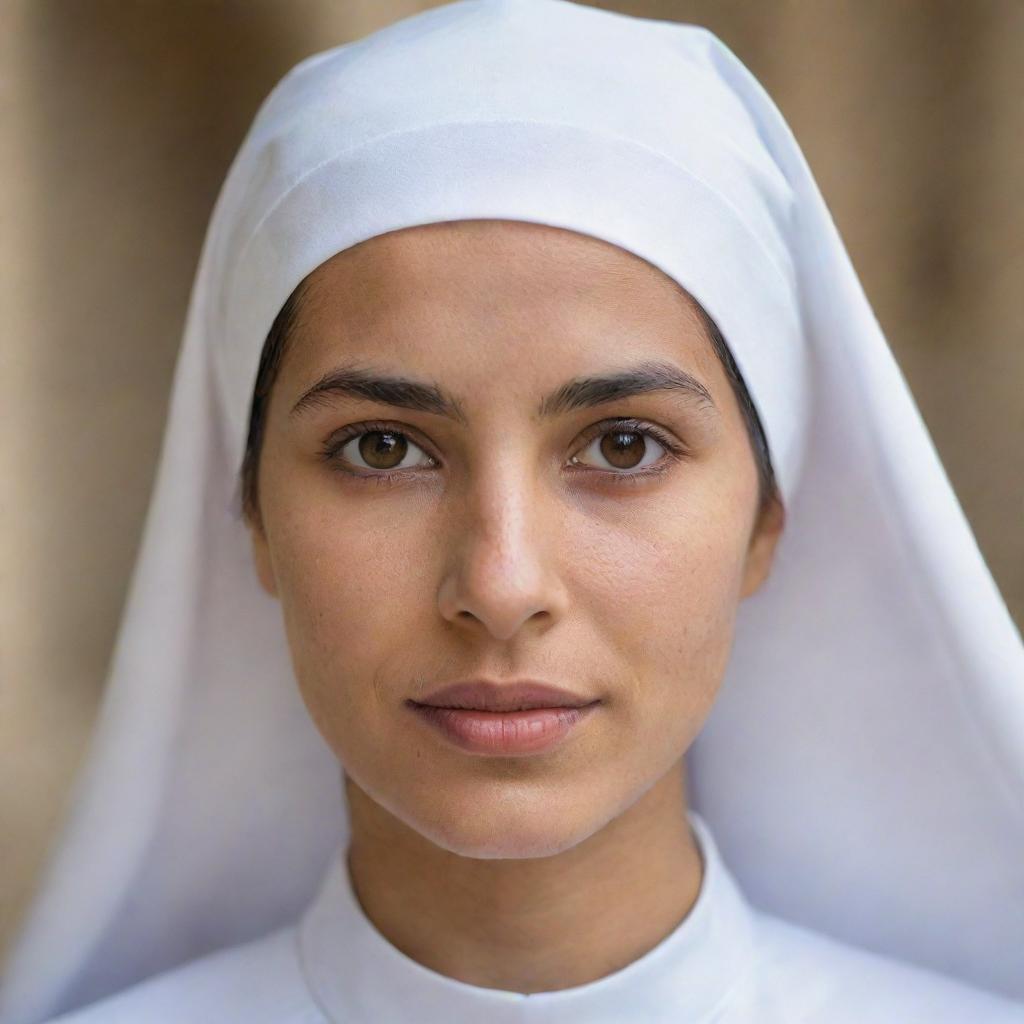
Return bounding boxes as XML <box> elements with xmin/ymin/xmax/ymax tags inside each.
<box><xmin>247</xmin><ymin>219</ymin><xmax>784</xmax><ymax>993</ymax></box>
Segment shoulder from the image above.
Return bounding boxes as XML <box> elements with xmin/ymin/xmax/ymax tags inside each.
<box><xmin>748</xmin><ymin>912</ymin><xmax>1024</xmax><ymax>1023</ymax></box>
<box><xmin>44</xmin><ymin>925</ymin><xmax>326</xmax><ymax>1024</ymax></box>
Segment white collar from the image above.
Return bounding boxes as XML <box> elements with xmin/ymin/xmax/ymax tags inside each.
<box><xmin>297</xmin><ymin>811</ymin><xmax>755</xmax><ymax>1024</ymax></box>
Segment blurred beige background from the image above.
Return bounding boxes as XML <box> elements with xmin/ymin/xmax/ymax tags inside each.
<box><xmin>2</xmin><ymin>0</ymin><xmax>1021</xmax><ymax>962</ymax></box>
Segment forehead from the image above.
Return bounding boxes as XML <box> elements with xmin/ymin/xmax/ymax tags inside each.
<box><xmin>306</xmin><ymin>220</ymin><xmax>705</xmax><ymax>326</ymax></box>
<box><xmin>315</xmin><ymin>218</ymin><xmax>666</xmax><ymax>274</ymax></box>
<box><xmin>282</xmin><ymin>220</ymin><xmax>722</xmax><ymax>396</ymax></box>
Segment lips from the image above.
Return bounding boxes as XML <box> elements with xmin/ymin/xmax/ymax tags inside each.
<box><xmin>409</xmin><ymin>679</ymin><xmax>597</xmax><ymax>712</ymax></box>
<box><xmin>406</xmin><ymin>679</ymin><xmax>601</xmax><ymax>756</ymax></box>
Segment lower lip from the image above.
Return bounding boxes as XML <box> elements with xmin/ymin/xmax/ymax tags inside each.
<box><xmin>408</xmin><ymin>702</ymin><xmax>599</xmax><ymax>756</ymax></box>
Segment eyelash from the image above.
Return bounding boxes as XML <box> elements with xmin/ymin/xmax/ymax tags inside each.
<box><xmin>319</xmin><ymin>418</ymin><xmax>688</xmax><ymax>488</ymax></box>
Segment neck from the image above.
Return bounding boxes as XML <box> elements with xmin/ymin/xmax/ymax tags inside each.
<box><xmin>343</xmin><ymin>762</ymin><xmax>703</xmax><ymax>993</ymax></box>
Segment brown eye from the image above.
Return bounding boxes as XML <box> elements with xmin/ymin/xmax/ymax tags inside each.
<box><xmin>359</xmin><ymin>431</ymin><xmax>407</xmax><ymax>469</ymax></box>
<box><xmin>601</xmin><ymin>430</ymin><xmax>647</xmax><ymax>469</ymax></box>
<box><xmin>337</xmin><ymin>430</ymin><xmax>434</xmax><ymax>473</ymax></box>
<box><xmin>573</xmin><ymin>426</ymin><xmax>670</xmax><ymax>474</ymax></box>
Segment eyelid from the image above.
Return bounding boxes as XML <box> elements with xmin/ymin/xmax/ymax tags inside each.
<box><xmin>572</xmin><ymin>417</ymin><xmax>685</xmax><ymax>454</ymax></box>
<box><xmin>322</xmin><ymin>419</ymin><xmax>437</xmax><ymax>457</ymax></box>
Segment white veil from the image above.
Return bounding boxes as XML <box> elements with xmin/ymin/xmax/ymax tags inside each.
<box><xmin>3</xmin><ymin>2</ymin><xmax>1022</xmax><ymax>1020</ymax></box>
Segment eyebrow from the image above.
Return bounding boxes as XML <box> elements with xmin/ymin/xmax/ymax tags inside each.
<box><xmin>289</xmin><ymin>359</ymin><xmax>717</xmax><ymax>423</ymax></box>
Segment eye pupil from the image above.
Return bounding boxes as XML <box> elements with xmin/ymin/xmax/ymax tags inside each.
<box><xmin>600</xmin><ymin>430</ymin><xmax>645</xmax><ymax>469</ymax></box>
<box><xmin>359</xmin><ymin>430</ymin><xmax>407</xmax><ymax>469</ymax></box>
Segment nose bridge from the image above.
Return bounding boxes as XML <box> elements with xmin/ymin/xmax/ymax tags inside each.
<box><xmin>439</xmin><ymin>447</ymin><xmax>566</xmax><ymax>640</ymax></box>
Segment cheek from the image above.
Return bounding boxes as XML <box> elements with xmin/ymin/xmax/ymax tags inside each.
<box><xmin>569</xmin><ymin>488</ymin><xmax>750</xmax><ymax>727</ymax></box>
<box><xmin>267</xmin><ymin>497</ymin><xmax>430</xmax><ymax>723</ymax></box>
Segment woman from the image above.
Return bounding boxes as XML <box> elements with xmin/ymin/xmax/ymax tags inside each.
<box><xmin>2</xmin><ymin>1</ymin><xmax>1022</xmax><ymax>1021</ymax></box>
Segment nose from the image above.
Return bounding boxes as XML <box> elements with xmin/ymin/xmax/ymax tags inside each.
<box><xmin>437</xmin><ymin>464</ymin><xmax>570</xmax><ymax>642</ymax></box>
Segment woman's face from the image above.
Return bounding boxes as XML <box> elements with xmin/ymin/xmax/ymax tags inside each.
<box><xmin>249</xmin><ymin>219</ymin><xmax>783</xmax><ymax>858</ymax></box>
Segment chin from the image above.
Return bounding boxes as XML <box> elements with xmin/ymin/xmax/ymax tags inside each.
<box><xmin>400</xmin><ymin>789</ymin><xmax>605</xmax><ymax>860</ymax></box>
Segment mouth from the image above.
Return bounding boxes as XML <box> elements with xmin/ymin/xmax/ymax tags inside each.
<box><xmin>406</xmin><ymin>702</ymin><xmax>600</xmax><ymax>757</ymax></box>
<box><xmin>411</xmin><ymin>679</ymin><xmax>597</xmax><ymax>712</ymax></box>
<box><xmin>406</xmin><ymin>679</ymin><xmax>601</xmax><ymax>756</ymax></box>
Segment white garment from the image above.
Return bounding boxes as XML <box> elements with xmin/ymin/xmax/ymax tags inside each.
<box><xmin>43</xmin><ymin>815</ymin><xmax>1023</xmax><ymax>1023</ymax></box>
<box><xmin>3</xmin><ymin>0</ymin><xmax>1023</xmax><ymax>1021</ymax></box>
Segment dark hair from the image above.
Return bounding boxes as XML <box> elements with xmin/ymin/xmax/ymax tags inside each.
<box><xmin>240</xmin><ymin>282</ymin><xmax>778</xmax><ymax>529</ymax></box>
<box><xmin>241</xmin><ymin>279</ymin><xmax>309</xmax><ymax>532</ymax></box>
<box><xmin>690</xmin><ymin>300</ymin><xmax>779</xmax><ymax>518</ymax></box>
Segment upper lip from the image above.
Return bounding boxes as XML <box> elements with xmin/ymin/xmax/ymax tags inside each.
<box><xmin>410</xmin><ymin>680</ymin><xmax>598</xmax><ymax>712</ymax></box>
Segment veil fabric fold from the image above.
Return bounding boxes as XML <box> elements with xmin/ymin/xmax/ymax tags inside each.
<box><xmin>3</xmin><ymin>2</ymin><xmax>1022</xmax><ymax>1020</ymax></box>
